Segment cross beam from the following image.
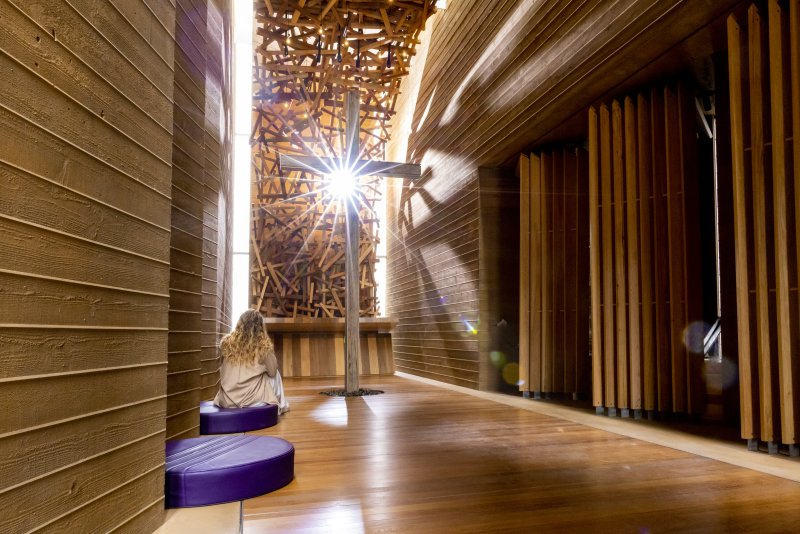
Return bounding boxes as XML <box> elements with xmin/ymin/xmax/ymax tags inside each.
<box><xmin>279</xmin><ymin>155</ymin><xmax>421</xmax><ymax>180</ymax></box>
<box><xmin>279</xmin><ymin>89</ymin><xmax>420</xmax><ymax>393</ymax></box>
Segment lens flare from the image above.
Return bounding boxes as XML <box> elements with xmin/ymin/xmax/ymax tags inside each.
<box><xmin>502</xmin><ymin>362</ymin><xmax>519</xmax><ymax>385</ymax></box>
<box><xmin>490</xmin><ymin>351</ymin><xmax>506</xmax><ymax>368</ymax></box>
<box><xmin>462</xmin><ymin>320</ymin><xmax>478</xmax><ymax>335</ymax></box>
<box><xmin>683</xmin><ymin>321</ymin><xmax>708</xmax><ymax>354</ymax></box>
<box><xmin>327</xmin><ymin>169</ymin><xmax>357</xmax><ymax>199</ymax></box>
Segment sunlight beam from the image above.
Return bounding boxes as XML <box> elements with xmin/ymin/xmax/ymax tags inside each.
<box><xmin>327</xmin><ymin>168</ymin><xmax>358</xmax><ymax>199</ymax></box>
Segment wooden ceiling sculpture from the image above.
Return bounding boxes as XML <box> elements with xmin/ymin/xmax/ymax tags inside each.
<box><xmin>251</xmin><ymin>0</ymin><xmax>436</xmax><ymax>318</ymax></box>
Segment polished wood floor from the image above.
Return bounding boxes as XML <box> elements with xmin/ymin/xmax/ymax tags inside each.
<box><xmin>245</xmin><ymin>375</ymin><xmax>800</xmax><ymax>533</ymax></box>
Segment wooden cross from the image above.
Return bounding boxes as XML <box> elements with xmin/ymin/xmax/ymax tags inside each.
<box><xmin>279</xmin><ymin>89</ymin><xmax>420</xmax><ymax>393</ymax></box>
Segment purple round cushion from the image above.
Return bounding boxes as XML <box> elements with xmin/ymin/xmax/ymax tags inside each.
<box><xmin>200</xmin><ymin>400</ymin><xmax>278</xmax><ymax>434</ymax></box>
<box><xmin>165</xmin><ymin>435</ymin><xmax>294</xmax><ymax>507</ymax></box>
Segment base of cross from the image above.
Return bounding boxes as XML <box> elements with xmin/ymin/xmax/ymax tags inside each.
<box><xmin>320</xmin><ymin>389</ymin><xmax>385</xmax><ymax>397</ymax></box>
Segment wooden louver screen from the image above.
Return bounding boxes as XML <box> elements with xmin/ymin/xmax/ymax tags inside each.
<box><xmin>727</xmin><ymin>0</ymin><xmax>800</xmax><ymax>452</ymax></box>
<box><xmin>588</xmin><ymin>82</ymin><xmax>704</xmax><ymax>417</ymax></box>
<box><xmin>519</xmin><ymin>148</ymin><xmax>591</xmax><ymax>397</ymax></box>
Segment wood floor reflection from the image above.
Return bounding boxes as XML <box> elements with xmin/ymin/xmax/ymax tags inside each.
<box><xmin>244</xmin><ymin>375</ymin><xmax>800</xmax><ymax>533</ymax></box>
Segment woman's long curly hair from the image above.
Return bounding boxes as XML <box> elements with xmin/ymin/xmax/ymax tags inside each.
<box><xmin>219</xmin><ymin>309</ymin><xmax>274</xmax><ymax>366</ymax></box>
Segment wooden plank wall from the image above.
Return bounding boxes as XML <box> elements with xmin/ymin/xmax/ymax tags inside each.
<box><xmin>388</xmin><ymin>171</ymin><xmax>482</xmax><ymax>389</ymax></box>
<box><xmin>201</xmin><ymin>0</ymin><xmax>233</xmax><ymax>403</ymax></box>
<box><xmin>387</xmin><ymin>13</ymin><xmax>484</xmax><ymax>389</ymax></box>
<box><xmin>727</xmin><ymin>0</ymin><xmax>800</xmax><ymax>453</ymax></box>
<box><xmin>588</xmin><ymin>82</ymin><xmax>704</xmax><ymax>417</ymax></box>
<box><xmin>167</xmin><ymin>0</ymin><xmax>208</xmax><ymax>440</ymax></box>
<box><xmin>402</xmin><ymin>0</ymin><xmax>741</xmax><ymax>169</ymax></box>
<box><xmin>387</xmin><ymin>0</ymin><xmax>739</xmax><ymax>392</ymax></box>
<box><xmin>518</xmin><ymin>148</ymin><xmax>590</xmax><ymax>397</ymax></box>
<box><xmin>0</xmin><ymin>0</ymin><xmax>175</xmax><ymax>531</ymax></box>
<box><xmin>167</xmin><ymin>0</ymin><xmax>232</xmax><ymax>439</ymax></box>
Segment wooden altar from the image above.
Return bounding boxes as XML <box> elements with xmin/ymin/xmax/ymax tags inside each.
<box><xmin>265</xmin><ymin>318</ymin><xmax>396</xmax><ymax>378</ymax></box>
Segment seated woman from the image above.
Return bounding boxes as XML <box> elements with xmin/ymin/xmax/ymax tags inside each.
<box><xmin>214</xmin><ymin>309</ymin><xmax>290</xmax><ymax>414</ymax></box>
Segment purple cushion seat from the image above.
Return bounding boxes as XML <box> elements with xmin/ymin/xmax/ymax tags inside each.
<box><xmin>200</xmin><ymin>400</ymin><xmax>278</xmax><ymax>434</ymax></box>
<box><xmin>165</xmin><ymin>435</ymin><xmax>295</xmax><ymax>508</ymax></box>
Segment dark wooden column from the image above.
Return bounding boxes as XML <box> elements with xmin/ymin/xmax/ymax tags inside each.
<box><xmin>345</xmin><ymin>90</ymin><xmax>362</xmax><ymax>393</ymax></box>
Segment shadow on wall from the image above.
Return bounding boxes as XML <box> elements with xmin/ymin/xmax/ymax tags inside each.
<box><xmin>390</xmin><ymin>171</ymin><xmax>482</xmax><ymax>387</ymax></box>
<box><xmin>405</xmin><ymin>0</ymin><xmax>532</xmax><ymax>165</ymax></box>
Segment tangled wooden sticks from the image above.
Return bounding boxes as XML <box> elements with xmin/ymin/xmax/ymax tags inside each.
<box><xmin>251</xmin><ymin>1</ymin><xmax>436</xmax><ymax>318</ymax></box>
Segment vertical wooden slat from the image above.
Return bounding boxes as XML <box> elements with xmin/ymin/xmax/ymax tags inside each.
<box><xmin>600</xmin><ymin>104</ymin><xmax>617</xmax><ymax>409</ymax></box>
<box><xmin>519</xmin><ymin>155</ymin><xmax>531</xmax><ymax>392</ymax></box>
<box><xmin>359</xmin><ymin>335</ymin><xmax>370</xmax><ymax>376</ymax></box>
<box><xmin>665</xmin><ymin>84</ymin><xmax>688</xmax><ymax>413</ymax></box>
<box><xmin>728</xmin><ymin>13</ymin><xmax>758</xmax><ymax>442</ymax></box>
<box><xmin>577</xmin><ymin>149</ymin><xmax>592</xmax><ymax>397</ymax></box>
<box><xmin>624</xmin><ymin>96</ymin><xmax>642</xmax><ymax>410</ymax></box>
<box><xmin>769</xmin><ymin>0</ymin><xmax>797</xmax><ymax>444</ymax></box>
<box><xmin>714</xmin><ymin>53</ymin><xmax>742</xmax><ymax>424</ymax></box>
<box><xmin>334</xmin><ymin>332</ymin><xmax>345</xmax><ymax>375</ymax></box>
<box><xmin>650</xmin><ymin>87</ymin><xmax>672</xmax><ymax>412</ymax></box>
<box><xmin>553</xmin><ymin>150</ymin><xmax>566</xmax><ymax>392</ymax></box>
<box><xmin>749</xmin><ymin>4</ymin><xmax>776</xmax><ymax>442</ymax></box>
<box><xmin>289</xmin><ymin>335</ymin><xmax>298</xmax><ymax>377</ymax></box>
<box><xmin>300</xmin><ymin>335</ymin><xmax>312</xmax><ymax>376</ymax></box>
<box><xmin>793</xmin><ymin>0</ymin><xmax>800</xmax><ymax>304</ymax></box>
<box><xmin>564</xmin><ymin>149</ymin><xmax>578</xmax><ymax>394</ymax></box>
<box><xmin>382</xmin><ymin>334</ymin><xmax>395</xmax><ymax>374</ymax></box>
<box><xmin>281</xmin><ymin>335</ymin><xmax>293</xmax><ymax>376</ymax></box>
<box><xmin>524</xmin><ymin>147</ymin><xmax>590</xmax><ymax>397</ymax></box>
<box><xmin>589</xmin><ymin>108</ymin><xmax>604</xmax><ymax>407</ymax></box>
<box><xmin>368</xmin><ymin>334</ymin><xmax>380</xmax><ymax>375</ymax></box>
<box><xmin>637</xmin><ymin>93</ymin><xmax>656</xmax><ymax>411</ymax></box>
<box><xmin>679</xmin><ymin>83</ymin><xmax>705</xmax><ymax>416</ymax></box>
<box><xmin>612</xmin><ymin>100</ymin><xmax>629</xmax><ymax>410</ymax></box>
<box><xmin>309</xmin><ymin>334</ymin><xmax>321</xmax><ymax>376</ymax></box>
<box><xmin>541</xmin><ymin>152</ymin><xmax>556</xmax><ymax>393</ymax></box>
<box><xmin>530</xmin><ymin>153</ymin><xmax>543</xmax><ymax>393</ymax></box>
<box><xmin>790</xmin><ymin>0</ymin><xmax>800</xmax><ymax>446</ymax></box>
<box><xmin>541</xmin><ymin>152</ymin><xmax>554</xmax><ymax>393</ymax></box>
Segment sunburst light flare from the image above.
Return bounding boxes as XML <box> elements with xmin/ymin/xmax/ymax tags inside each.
<box><xmin>326</xmin><ymin>168</ymin><xmax>358</xmax><ymax>200</ymax></box>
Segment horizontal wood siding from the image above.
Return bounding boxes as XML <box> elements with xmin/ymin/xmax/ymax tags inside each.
<box><xmin>167</xmin><ymin>0</ymin><xmax>207</xmax><ymax>440</ymax></box>
<box><xmin>388</xmin><ymin>170</ymin><xmax>481</xmax><ymax>388</ymax></box>
<box><xmin>200</xmin><ymin>0</ymin><xmax>233</xmax><ymax>403</ymax></box>
<box><xmin>167</xmin><ymin>0</ymin><xmax>232</xmax><ymax>436</ymax></box>
<box><xmin>0</xmin><ymin>0</ymin><xmax>175</xmax><ymax>531</ymax></box>
<box><xmin>388</xmin><ymin>1</ymin><xmax>740</xmax><ymax>392</ymax></box>
<box><xmin>406</xmin><ymin>0</ymin><xmax>741</xmax><ymax>168</ymax></box>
